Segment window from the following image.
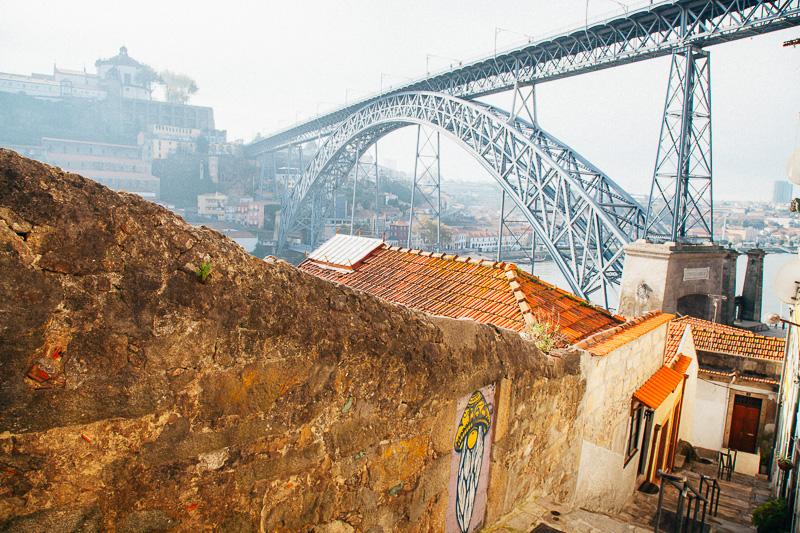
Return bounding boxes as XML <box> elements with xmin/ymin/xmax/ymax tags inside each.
<box><xmin>625</xmin><ymin>403</ymin><xmax>643</xmax><ymax>466</ymax></box>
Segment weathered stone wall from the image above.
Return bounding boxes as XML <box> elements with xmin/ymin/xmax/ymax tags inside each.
<box><xmin>0</xmin><ymin>150</ymin><xmax>585</xmax><ymax>532</ymax></box>
<box><xmin>573</xmin><ymin>322</ymin><xmax>669</xmax><ymax>513</ymax></box>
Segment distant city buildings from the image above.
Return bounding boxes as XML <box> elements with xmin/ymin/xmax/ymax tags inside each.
<box><xmin>716</xmin><ymin>199</ymin><xmax>800</xmax><ymax>249</ymax></box>
<box><xmin>456</xmin><ymin>230</ymin><xmax>521</xmax><ymax>253</ymax></box>
<box><xmin>150</xmin><ymin>125</ymin><xmax>201</xmax><ymax>159</ymax></box>
<box><xmin>0</xmin><ymin>46</ymin><xmax>250</xmax><ymax>205</ymax></box>
<box><xmin>41</xmin><ymin>136</ymin><xmax>158</xmax><ymax>199</ymax></box>
<box><xmin>773</xmin><ymin>180</ymin><xmax>794</xmax><ymax>204</ymax></box>
<box><xmin>197</xmin><ymin>192</ymin><xmax>228</xmax><ymax>219</ymax></box>
<box><xmin>197</xmin><ymin>192</ymin><xmax>273</xmax><ymax>229</ymax></box>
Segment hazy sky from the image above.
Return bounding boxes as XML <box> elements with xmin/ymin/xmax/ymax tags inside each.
<box><xmin>1</xmin><ymin>0</ymin><xmax>798</xmax><ymax>200</ymax></box>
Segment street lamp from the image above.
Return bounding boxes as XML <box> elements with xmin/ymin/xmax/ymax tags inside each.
<box><xmin>494</xmin><ymin>27</ymin><xmax>534</xmax><ymax>57</ymax></box>
<box><xmin>426</xmin><ymin>53</ymin><xmax>463</xmax><ymax>75</ymax></box>
<box><xmin>380</xmin><ymin>72</ymin><xmax>413</xmax><ymax>92</ymax></box>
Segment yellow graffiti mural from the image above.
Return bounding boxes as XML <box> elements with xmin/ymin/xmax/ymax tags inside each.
<box><xmin>454</xmin><ymin>391</ymin><xmax>491</xmax><ymax>452</ymax></box>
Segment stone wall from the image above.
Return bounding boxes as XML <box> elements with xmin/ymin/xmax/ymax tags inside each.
<box><xmin>0</xmin><ymin>150</ymin><xmax>585</xmax><ymax>532</ymax></box>
<box><xmin>573</xmin><ymin>322</ymin><xmax>670</xmax><ymax>513</ymax></box>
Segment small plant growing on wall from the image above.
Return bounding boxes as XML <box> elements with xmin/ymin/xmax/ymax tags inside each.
<box><xmin>195</xmin><ymin>260</ymin><xmax>212</xmax><ymax>284</ymax></box>
<box><xmin>526</xmin><ymin>320</ymin><xmax>565</xmax><ymax>353</ymax></box>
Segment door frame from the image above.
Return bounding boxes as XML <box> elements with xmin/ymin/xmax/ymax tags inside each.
<box><xmin>723</xmin><ymin>390</ymin><xmax>770</xmax><ymax>452</ymax></box>
<box><xmin>727</xmin><ymin>394</ymin><xmax>763</xmax><ymax>454</ymax></box>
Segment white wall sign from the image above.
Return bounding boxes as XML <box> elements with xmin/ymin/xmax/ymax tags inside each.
<box><xmin>683</xmin><ymin>267</ymin><xmax>710</xmax><ymax>281</ymax></box>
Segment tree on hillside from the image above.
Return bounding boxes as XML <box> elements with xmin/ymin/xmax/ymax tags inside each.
<box><xmin>135</xmin><ymin>64</ymin><xmax>162</xmax><ymax>95</ymax></box>
<box><xmin>159</xmin><ymin>70</ymin><xmax>199</xmax><ymax>104</ymax></box>
<box><xmin>417</xmin><ymin>219</ymin><xmax>453</xmax><ymax>248</ymax></box>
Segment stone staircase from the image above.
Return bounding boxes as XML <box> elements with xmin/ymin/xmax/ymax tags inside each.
<box><xmin>616</xmin><ymin>460</ymin><xmax>771</xmax><ymax>532</ymax></box>
<box><xmin>487</xmin><ymin>458</ymin><xmax>772</xmax><ymax>532</ymax></box>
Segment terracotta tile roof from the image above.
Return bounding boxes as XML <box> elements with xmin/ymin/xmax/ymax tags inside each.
<box><xmin>574</xmin><ymin>311</ymin><xmax>675</xmax><ymax>356</ymax></box>
<box><xmin>665</xmin><ymin>316</ymin><xmax>785</xmax><ymax>362</ymax></box>
<box><xmin>672</xmin><ymin>354</ymin><xmax>692</xmax><ymax>375</ymax></box>
<box><xmin>633</xmin><ymin>365</ymin><xmax>685</xmax><ymax>409</ymax></box>
<box><xmin>298</xmin><ymin>239</ymin><xmax>622</xmax><ymax>343</ymax></box>
<box><xmin>698</xmin><ymin>366</ymin><xmax>780</xmax><ymax>387</ymax></box>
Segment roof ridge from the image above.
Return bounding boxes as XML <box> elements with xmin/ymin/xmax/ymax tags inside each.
<box><xmin>504</xmin><ymin>266</ymin><xmax>536</xmax><ymax>328</ymax></box>
<box><xmin>514</xmin><ymin>267</ymin><xmax>617</xmax><ymax>315</ymax></box>
<box><xmin>576</xmin><ymin>311</ymin><xmax>675</xmax><ymax>356</ymax></box>
<box><xmin>398</xmin><ymin>246</ymin><xmax>516</xmax><ymax>270</ymax></box>
<box><xmin>577</xmin><ymin>310</ymin><xmax>664</xmax><ymax>349</ymax></box>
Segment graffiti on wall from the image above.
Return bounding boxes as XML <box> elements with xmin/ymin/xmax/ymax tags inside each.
<box><xmin>446</xmin><ymin>384</ymin><xmax>495</xmax><ymax>533</ymax></box>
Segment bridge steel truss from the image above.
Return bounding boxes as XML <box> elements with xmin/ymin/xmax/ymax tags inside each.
<box><xmin>279</xmin><ymin>92</ymin><xmax>646</xmax><ymax>305</ymax></box>
<box><xmin>646</xmin><ymin>45</ymin><xmax>713</xmax><ymax>241</ymax></box>
<box><xmin>248</xmin><ymin>0</ymin><xmax>800</xmax><ymax>155</ymax></box>
<box><xmin>257</xmin><ymin>0</ymin><xmax>800</xmax><ymax>307</ymax></box>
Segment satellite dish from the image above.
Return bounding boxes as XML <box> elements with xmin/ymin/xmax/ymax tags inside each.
<box><xmin>789</xmin><ymin>147</ymin><xmax>800</xmax><ymax>186</ymax></box>
<box><xmin>773</xmin><ymin>256</ymin><xmax>800</xmax><ymax>304</ymax></box>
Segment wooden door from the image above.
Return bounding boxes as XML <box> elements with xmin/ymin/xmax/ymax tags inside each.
<box><xmin>729</xmin><ymin>395</ymin><xmax>761</xmax><ymax>453</ymax></box>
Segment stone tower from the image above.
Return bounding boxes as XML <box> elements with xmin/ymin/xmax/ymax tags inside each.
<box><xmin>739</xmin><ymin>248</ymin><xmax>765</xmax><ymax>322</ymax></box>
<box><xmin>618</xmin><ymin>240</ymin><xmax>738</xmax><ymax>323</ymax></box>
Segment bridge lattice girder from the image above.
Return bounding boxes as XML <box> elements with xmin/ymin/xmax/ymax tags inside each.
<box><xmin>280</xmin><ymin>92</ymin><xmax>647</xmax><ymax>301</ymax></box>
<box><xmin>248</xmin><ymin>0</ymin><xmax>800</xmax><ymax>155</ymax></box>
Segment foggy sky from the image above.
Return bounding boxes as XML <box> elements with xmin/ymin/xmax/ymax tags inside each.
<box><xmin>1</xmin><ymin>0</ymin><xmax>798</xmax><ymax>200</ymax></box>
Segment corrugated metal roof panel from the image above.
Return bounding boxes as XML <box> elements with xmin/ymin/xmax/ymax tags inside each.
<box><xmin>307</xmin><ymin>234</ymin><xmax>384</xmax><ymax>270</ymax></box>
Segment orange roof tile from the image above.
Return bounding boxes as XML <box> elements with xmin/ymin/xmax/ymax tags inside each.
<box><xmin>633</xmin><ymin>365</ymin><xmax>685</xmax><ymax>409</ymax></box>
<box><xmin>575</xmin><ymin>311</ymin><xmax>675</xmax><ymax>356</ymax></box>
<box><xmin>672</xmin><ymin>354</ymin><xmax>692</xmax><ymax>375</ymax></box>
<box><xmin>698</xmin><ymin>366</ymin><xmax>780</xmax><ymax>386</ymax></box>
<box><xmin>298</xmin><ymin>238</ymin><xmax>622</xmax><ymax>343</ymax></box>
<box><xmin>664</xmin><ymin>316</ymin><xmax>785</xmax><ymax>362</ymax></box>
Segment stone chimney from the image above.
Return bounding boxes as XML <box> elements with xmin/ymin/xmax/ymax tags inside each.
<box><xmin>739</xmin><ymin>248</ymin><xmax>765</xmax><ymax>322</ymax></box>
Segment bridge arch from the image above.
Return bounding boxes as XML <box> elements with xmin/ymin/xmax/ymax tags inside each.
<box><xmin>280</xmin><ymin>91</ymin><xmax>646</xmax><ymax>304</ymax></box>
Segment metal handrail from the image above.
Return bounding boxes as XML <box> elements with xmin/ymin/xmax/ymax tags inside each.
<box><xmin>718</xmin><ymin>448</ymin><xmax>737</xmax><ymax>481</ymax></box>
<box><xmin>699</xmin><ymin>474</ymin><xmax>721</xmax><ymax>517</ymax></box>
<box><xmin>655</xmin><ymin>470</ymin><xmax>711</xmax><ymax>533</ymax></box>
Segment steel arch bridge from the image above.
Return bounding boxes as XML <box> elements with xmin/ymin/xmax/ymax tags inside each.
<box><xmin>253</xmin><ymin>0</ymin><xmax>800</xmax><ymax>309</ymax></box>
<box><xmin>280</xmin><ymin>91</ymin><xmax>647</xmax><ymax>301</ymax></box>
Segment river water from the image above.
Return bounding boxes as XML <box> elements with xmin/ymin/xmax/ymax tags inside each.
<box><xmin>527</xmin><ymin>251</ymin><xmax>797</xmax><ymax>319</ymax></box>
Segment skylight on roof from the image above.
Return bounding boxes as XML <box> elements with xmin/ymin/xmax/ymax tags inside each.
<box><xmin>307</xmin><ymin>234</ymin><xmax>383</xmax><ymax>270</ymax></box>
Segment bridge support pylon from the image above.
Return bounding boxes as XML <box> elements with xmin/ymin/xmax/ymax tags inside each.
<box><xmin>497</xmin><ymin>80</ymin><xmax>539</xmax><ymax>272</ymax></box>
<box><xmin>408</xmin><ymin>125</ymin><xmax>441</xmax><ymax>250</ymax></box>
<box><xmin>348</xmin><ymin>143</ymin><xmax>379</xmax><ymax>237</ymax></box>
<box><xmin>646</xmin><ymin>45</ymin><xmax>713</xmax><ymax>243</ymax></box>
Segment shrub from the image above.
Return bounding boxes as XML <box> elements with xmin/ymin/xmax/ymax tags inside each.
<box><xmin>195</xmin><ymin>260</ymin><xmax>212</xmax><ymax>284</ymax></box>
<box><xmin>752</xmin><ymin>498</ymin><xmax>789</xmax><ymax>532</ymax></box>
<box><xmin>526</xmin><ymin>320</ymin><xmax>566</xmax><ymax>353</ymax></box>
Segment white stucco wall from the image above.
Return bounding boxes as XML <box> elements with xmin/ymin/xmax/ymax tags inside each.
<box><xmin>675</xmin><ymin>325</ymin><xmax>699</xmax><ymax>443</ymax></box>
<box><xmin>574</xmin><ymin>321</ymin><xmax>669</xmax><ymax>513</ymax></box>
<box><xmin>693</xmin><ymin>378</ymin><xmax>729</xmax><ymax>450</ymax></box>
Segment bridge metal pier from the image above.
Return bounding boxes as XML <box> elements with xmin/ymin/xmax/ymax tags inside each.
<box><xmin>497</xmin><ymin>81</ymin><xmax>540</xmax><ymax>272</ymax></box>
<box><xmin>408</xmin><ymin>125</ymin><xmax>442</xmax><ymax>250</ymax></box>
<box><xmin>349</xmin><ymin>143</ymin><xmax>379</xmax><ymax>236</ymax></box>
<box><xmin>646</xmin><ymin>45</ymin><xmax>713</xmax><ymax>243</ymax></box>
